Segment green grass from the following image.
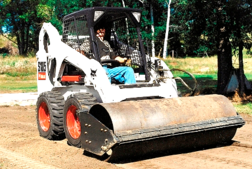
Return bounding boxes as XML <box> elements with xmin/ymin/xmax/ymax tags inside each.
<box><xmin>0</xmin><ymin>56</ymin><xmax>36</xmax><ymax>74</ymax></box>
<box><xmin>163</xmin><ymin>56</ymin><xmax>252</xmax><ymax>115</ymax></box>
<box><xmin>244</xmin><ymin>73</ymin><xmax>252</xmax><ymax>80</ymax></box>
<box><xmin>233</xmin><ymin>102</ymin><xmax>252</xmax><ymax>115</ymax></box>
<box><xmin>5</xmin><ymin>72</ymin><xmax>35</xmax><ymax>77</ymax></box>
<box><xmin>170</xmin><ymin>66</ymin><xmax>218</xmax><ymax>95</ymax></box>
<box><xmin>0</xmin><ymin>55</ymin><xmax>37</xmax><ymax>92</ymax></box>
<box><xmin>0</xmin><ymin>78</ymin><xmax>37</xmax><ymax>93</ymax></box>
<box><xmin>0</xmin><ymin>51</ymin><xmax>251</xmax><ymax>115</ymax></box>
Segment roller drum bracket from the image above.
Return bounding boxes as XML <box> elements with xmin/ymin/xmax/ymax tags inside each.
<box><xmin>79</xmin><ymin>110</ymin><xmax>117</xmax><ymax>156</ymax></box>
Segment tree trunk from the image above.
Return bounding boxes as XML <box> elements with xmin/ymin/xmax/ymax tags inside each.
<box><xmin>238</xmin><ymin>42</ymin><xmax>245</xmax><ymax>95</ymax></box>
<box><xmin>217</xmin><ymin>27</ymin><xmax>233</xmax><ymax>95</ymax></box>
<box><xmin>216</xmin><ymin>1</ymin><xmax>233</xmax><ymax>95</ymax></box>
<box><xmin>237</xmin><ymin>13</ymin><xmax>245</xmax><ymax>96</ymax></box>
<box><xmin>163</xmin><ymin>0</ymin><xmax>171</xmax><ymax>58</ymax></box>
<box><xmin>19</xmin><ymin>21</ymin><xmax>25</xmax><ymax>55</ymax></box>
<box><xmin>25</xmin><ymin>24</ymin><xmax>30</xmax><ymax>54</ymax></box>
<box><xmin>16</xmin><ymin>34</ymin><xmax>21</xmax><ymax>55</ymax></box>
<box><xmin>121</xmin><ymin>0</ymin><xmax>130</xmax><ymax>44</ymax></box>
<box><xmin>150</xmin><ymin>3</ymin><xmax>155</xmax><ymax>57</ymax></box>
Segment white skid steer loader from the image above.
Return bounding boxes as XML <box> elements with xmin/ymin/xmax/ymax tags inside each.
<box><xmin>36</xmin><ymin>7</ymin><xmax>244</xmax><ymax>161</ymax></box>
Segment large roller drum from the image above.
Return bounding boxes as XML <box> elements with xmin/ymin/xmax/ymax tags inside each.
<box><xmin>79</xmin><ymin>95</ymin><xmax>245</xmax><ymax>161</ymax></box>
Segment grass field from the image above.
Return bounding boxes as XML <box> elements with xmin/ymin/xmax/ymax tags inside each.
<box><xmin>234</xmin><ymin>102</ymin><xmax>252</xmax><ymax>115</ymax></box>
<box><xmin>164</xmin><ymin>56</ymin><xmax>252</xmax><ymax>115</ymax></box>
<box><xmin>0</xmin><ymin>75</ymin><xmax>37</xmax><ymax>93</ymax></box>
<box><xmin>0</xmin><ymin>54</ymin><xmax>252</xmax><ymax>114</ymax></box>
<box><xmin>0</xmin><ymin>56</ymin><xmax>37</xmax><ymax>93</ymax></box>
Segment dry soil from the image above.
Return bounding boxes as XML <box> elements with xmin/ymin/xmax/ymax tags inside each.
<box><xmin>0</xmin><ymin>106</ymin><xmax>251</xmax><ymax>169</ymax></box>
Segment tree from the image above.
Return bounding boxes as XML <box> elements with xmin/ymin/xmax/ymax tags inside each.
<box><xmin>171</xmin><ymin>0</ymin><xmax>252</xmax><ymax>96</ymax></box>
<box><xmin>213</xmin><ymin>0</ymin><xmax>252</xmax><ymax>95</ymax></box>
<box><xmin>0</xmin><ymin>0</ymin><xmax>46</xmax><ymax>55</ymax></box>
<box><xmin>229</xmin><ymin>1</ymin><xmax>252</xmax><ymax>95</ymax></box>
<box><xmin>0</xmin><ymin>0</ymin><xmax>89</xmax><ymax>55</ymax></box>
<box><xmin>163</xmin><ymin>0</ymin><xmax>172</xmax><ymax>58</ymax></box>
<box><xmin>0</xmin><ymin>0</ymin><xmax>166</xmax><ymax>56</ymax></box>
<box><xmin>140</xmin><ymin>0</ymin><xmax>171</xmax><ymax>56</ymax></box>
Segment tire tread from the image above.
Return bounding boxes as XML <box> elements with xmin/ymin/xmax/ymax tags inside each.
<box><xmin>36</xmin><ymin>91</ymin><xmax>65</xmax><ymax>140</ymax></box>
<box><xmin>64</xmin><ymin>92</ymin><xmax>98</xmax><ymax>148</ymax></box>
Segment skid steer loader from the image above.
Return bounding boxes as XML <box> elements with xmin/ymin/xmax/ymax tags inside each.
<box><xmin>36</xmin><ymin>7</ymin><xmax>245</xmax><ymax>161</ymax></box>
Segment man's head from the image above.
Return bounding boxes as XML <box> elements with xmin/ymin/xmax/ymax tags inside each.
<box><xmin>96</xmin><ymin>28</ymin><xmax>105</xmax><ymax>40</ymax></box>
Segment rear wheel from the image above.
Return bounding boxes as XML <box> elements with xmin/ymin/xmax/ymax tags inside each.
<box><xmin>64</xmin><ymin>93</ymin><xmax>97</xmax><ymax>148</ymax></box>
<box><xmin>36</xmin><ymin>91</ymin><xmax>65</xmax><ymax>140</ymax></box>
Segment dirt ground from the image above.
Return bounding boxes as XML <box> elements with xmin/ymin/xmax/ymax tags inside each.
<box><xmin>0</xmin><ymin>106</ymin><xmax>251</xmax><ymax>169</ymax></box>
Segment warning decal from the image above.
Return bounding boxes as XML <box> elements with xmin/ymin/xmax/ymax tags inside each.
<box><xmin>38</xmin><ymin>62</ymin><xmax>46</xmax><ymax>80</ymax></box>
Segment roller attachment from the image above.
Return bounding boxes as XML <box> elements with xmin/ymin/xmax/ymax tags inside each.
<box><xmin>79</xmin><ymin>95</ymin><xmax>245</xmax><ymax>161</ymax></box>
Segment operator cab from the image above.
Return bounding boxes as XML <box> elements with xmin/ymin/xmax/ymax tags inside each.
<box><xmin>62</xmin><ymin>7</ymin><xmax>150</xmax><ymax>83</ymax></box>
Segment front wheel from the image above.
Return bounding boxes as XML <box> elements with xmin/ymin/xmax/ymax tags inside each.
<box><xmin>64</xmin><ymin>93</ymin><xmax>97</xmax><ymax>148</ymax></box>
<box><xmin>36</xmin><ymin>91</ymin><xmax>65</xmax><ymax>140</ymax></box>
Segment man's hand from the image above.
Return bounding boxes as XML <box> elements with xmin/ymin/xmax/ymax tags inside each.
<box><xmin>125</xmin><ymin>59</ymin><xmax>131</xmax><ymax>66</ymax></box>
<box><xmin>115</xmin><ymin>56</ymin><xmax>127</xmax><ymax>63</ymax></box>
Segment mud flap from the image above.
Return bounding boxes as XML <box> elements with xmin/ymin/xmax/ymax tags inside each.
<box><xmin>79</xmin><ymin>110</ymin><xmax>117</xmax><ymax>156</ymax></box>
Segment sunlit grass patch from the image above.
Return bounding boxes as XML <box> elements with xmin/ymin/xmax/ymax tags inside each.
<box><xmin>0</xmin><ymin>56</ymin><xmax>37</xmax><ymax>93</ymax></box>
<box><xmin>0</xmin><ymin>56</ymin><xmax>37</xmax><ymax>75</ymax></box>
<box><xmin>233</xmin><ymin>102</ymin><xmax>252</xmax><ymax>115</ymax></box>
<box><xmin>164</xmin><ymin>56</ymin><xmax>218</xmax><ymax>75</ymax></box>
<box><xmin>0</xmin><ymin>35</ymin><xmax>9</xmax><ymax>48</ymax></box>
<box><xmin>5</xmin><ymin>72</ymin><xmax>35</xmax><ymax>77</ymax></box>
<box><xmin>0</xmin><ymin>79</ymin><xmax>37</xmax><ymax>93</ymax></box>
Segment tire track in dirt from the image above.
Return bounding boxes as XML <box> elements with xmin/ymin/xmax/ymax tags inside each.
<box><xmin>233</xmin><ymin>130</ymin><xmax>252</xmax><ymax>143</ymax></box>
<box><xmin>184</xmin><ymin>148</ymin><xmax>252</xmax><ymax>169</ymax></box>
<box><xmin>232</xmin><ymin>141</ymin><xmax>252</xmax><ymax>148</ymax></box>
<box><xmin>0</xmin><ymin>106</ymin><xmax>119</xmax><ymax>169</ymax></box>
<box><xmin>0</xmin><ymin>121</ymin><xmax>36</xmax><ymax>128</ymax></box>
<box><xmin>0</xmin><ymin>105</ymin><xmax>251</xmax><ymax>169</ymax></box>
<box><xmin>116</xmin><ymin>154</ymin><xmax>234</xmax><ymax>169</ymax></box>
<box><xmin>117</xmin><ymin>124</ymin><xmax>252</xmax><ymax>169</ymax></box>
<box><xmin>0</xmin><ymin>146</ymin><xmax>60</xmax><ymax>169</ymax></box>
<box><xmin>118</xmin><ymin>146</ymin><xmax>252</xmax><ymax>169</ymax></box>
<box><xmin>0</xmin><ymin>121</ymin><xmax>68</xmax><ymax>147</ymax></box>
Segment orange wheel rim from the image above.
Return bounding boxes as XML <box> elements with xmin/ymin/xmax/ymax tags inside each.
<box><xmin>66</xmin><ymin>105</ymin><xmax>81</xmax><ymax>139</ymax></box>
<box><xmin>38</xmin><ymin>102</ymin><xmax>50</xmax><ymax>131</ymax></box>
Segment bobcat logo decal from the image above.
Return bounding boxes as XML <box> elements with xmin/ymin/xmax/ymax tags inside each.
<box><xmin>91</xmin><ymin>69</ymin><xmax>97</xmax><ymax>77</ymax></box>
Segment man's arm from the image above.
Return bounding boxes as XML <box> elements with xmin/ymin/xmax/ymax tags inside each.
<box><xmin>103</xmin><ymin>39</ymin><xmax>131</xmax><ymax>64</ymax></box>
<box><xmin>114</xmin><ymin>56</ymin><xmax>127</xmax><ymax>63</ymax></box>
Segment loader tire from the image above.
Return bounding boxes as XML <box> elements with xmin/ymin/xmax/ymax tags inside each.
<box><xmin>64</xmin><ymin>93</ymin><xmax>97</xmax><ymax>148</ymax></box>
<box><xmin>36</xmin><ymin>91</ymin><xmax>65</xmax><ymax>140</ymax></box>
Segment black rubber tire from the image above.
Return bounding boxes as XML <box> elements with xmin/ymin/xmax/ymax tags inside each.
<box><xmin>64</xmin><ymin>92</ymin><xmax>97</xmax><ymax>148</ymax></box>
<box><xmin>36</xmin><ymin>91</ymin><xmax>65</xmax><ymax>140</ymax></box>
